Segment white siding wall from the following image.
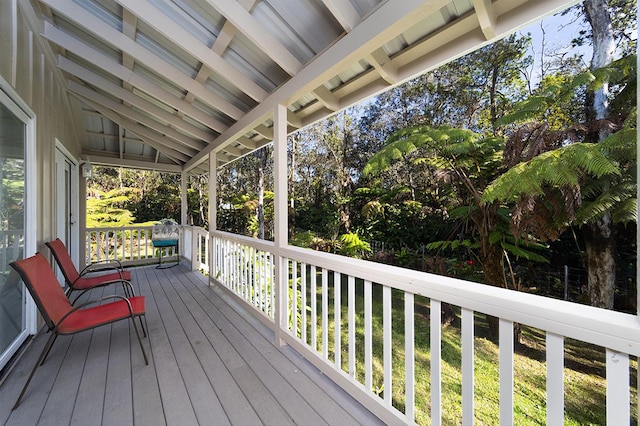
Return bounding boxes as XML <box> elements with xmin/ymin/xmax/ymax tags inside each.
<box><xmin>0</xmin><ymin>0</ymin><xmax>82</xmax><ymax>252</ymax></box>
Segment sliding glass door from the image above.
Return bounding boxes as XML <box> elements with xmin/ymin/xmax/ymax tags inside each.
<box><xmin>0</xmin><ymin>89</ymin><xmax>31</xmax><ymax>370</ymax></box>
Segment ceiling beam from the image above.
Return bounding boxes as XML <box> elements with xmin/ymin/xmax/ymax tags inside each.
<box><xmin>286</xmin><ymin>111</ymin><xmax>302</xmax><ymax>128</ymax></box>
<box><xmin>366</xmin><ymin>48</ymin><xmax>398</xmax><ymax>85</ymax></box>
<box><xmin>44</xmin><ymin>23</ymin><xmax>227</xmax><ymax>134</ymax></box>
<box><xmin>40</xmin><ymin>2</ymin><xmax>244</xmax><ymax>121</ymax></box>
<box><xmin>86</xmin><ymin>131</ymin><xmax>118</xmax><ymax>139</ymax></box>
<box><xmin>114</xmin><ymin>0</ymin><xmax>269</xmax><ymax>102</ymax></box>
<box><xmin>121</xmin><ymin>8</ymin><xmax>137</xmax><ymax>96</ymax></box>
<box><xmin>179</xmin><ymin>0</ymin><xmax>259</xmax><ymax>116</ymax></box>
<box><xmin>473</xmin><ymin>0</ymin><xmax>497</xmax><ymax>40</ymax></box>
<box><xmin>72</xmin><ymin>93</ymin><xmax>192</xmax><ymax>164</ymax></box>
<box><xmin>185</xmin><ymin>0</ymin><xmax>452</xmax><ymax>170</ymax></box>
<box><xmin>254</xmin><ymin>125</ymin><xmax>273</xmax><ymax>140</ymax></box>
<box><xmin>68</xmin><ymin>80</ymin><xmax>206</xmax><ymax>153</ymax></box>
<box><xmin>60</xmin><ymin>58</ymin><xmax>210</xmax><ymax>149</ymax></box>
<box><xmin>220</xmin><ymin>144</ymin><xmax>244</xmax><ymax>157</ymax></box>
<box><xmin>321</xmin><ymin>0</ymin><xmax>360</xmax><ymax>31</ymax></box>
<box><xmin>397</xmin><ymin>0</ymin><xmax>581</xmax><ymax>80</ymax></box>
<box><xmin>86</xmin><ymin>154</ymin><xmax>183</xmax><ymax>172</ymax></box>
<box><xmin>312</xmin><ymin>85</ymin><xmax>340</xmax><ymax>111</ymax></box>
<box><xmin>203</xmin><ymin>0</ymin><xmax>303</xmax><ymax>75</ymax></box>
<box><xmin>236</xmin><ymin>136</ymin><xmax>258</xmax><ymax>150</ymax></box>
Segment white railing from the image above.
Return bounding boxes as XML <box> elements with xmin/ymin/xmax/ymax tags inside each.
<box><xmin>85</xmin><ymin>226</ymin><xmax>176</xmax><ymax>266</ymax></box>
<box><xmin>191</xmin><ymin>226</ymin><xmax>210</xmax><ymax>274</ymax></box>
<box><xmin>212</xmin><ymin>231</ymin><xmax>275</xmax><ymax>321</ymax></box>
<box><xmin>85</xmin><ymin>225</ymin><xmax>211</xmax><ymax>273</ymax></box>
<box><xmin>211</xmin><ymin>230</ymin><xmax>640</xmax><ymax>426</ymax></box>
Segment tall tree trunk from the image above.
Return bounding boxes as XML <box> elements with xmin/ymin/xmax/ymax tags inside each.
<box><xmin>583</xmin><ymin>0</ymin><xmax>617</xmax><ymax>309</ymax></box>
<box><xmin>478</xmin><ymin>204</ymin><xmax>508</xmax><ymax>341</ymax></box>
<box><xmin>583</xmin><ymin>218</ymin><xmax>616</xmax><ymax>307</ymax></box>
<box><xmin>482</xmin><ymin>242</ymin><xmax>507</xmax><ymax>342</ymax></box>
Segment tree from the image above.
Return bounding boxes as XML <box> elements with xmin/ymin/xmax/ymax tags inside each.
<box><xmin>485</xmin><ymin>54</ymin><xmax>637</xmax><ymax>309</ymax></box>
<box><xmin>365</xmin><ymin>126</ymin><xmax>549</xmax><ymax>337</ymax></box>
<box><xmin>86</xmin><ymin>187</ymin><xmax>136</xmax><ymax>228</ymax></box>
<box><xmin>187</xmin><ymin>173</ymin><xmax>209</xmax><ymax>228</ymax></box>
<box><xmin>89</xmin><ymin>166</ymin><xmax>182</xmax><ymax>224</ymax></box>
<box><xmin>582</xmin><ymin>0</ymin><xmax>618</xmax><ymax>308</ymax></box>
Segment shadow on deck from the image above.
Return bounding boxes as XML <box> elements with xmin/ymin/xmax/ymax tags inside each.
<box><xmin>0</xmin><ymin>263</ymin><xmax>383</xmax><ymax>426</ymax></box>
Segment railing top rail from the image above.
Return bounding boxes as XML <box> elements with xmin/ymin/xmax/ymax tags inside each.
<box><xmin>212</xmin><ymin>230</ymin><xmax>275</xmax><ymax>252</ymax></box>
<box><xmin>191</xmin><ymin>226</ymin><xmax>209</xmax><ymax>236</ymax></box>
<box><xmin>278</xmin><ymin>244</ymin><xmax>640</xmax><ymax>356</ymax></box>
<box><xmin>87</xmin><ymin>225</ymin><xmax>154</xmax><ymax>232</ymax></box>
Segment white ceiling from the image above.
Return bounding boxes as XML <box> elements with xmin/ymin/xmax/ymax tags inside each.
<box><xmin>34</xmin><ymin>0</ymin><xmax>579</xmax><ymax>174</ymax></box>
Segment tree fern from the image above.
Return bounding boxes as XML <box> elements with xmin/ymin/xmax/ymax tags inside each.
<box><xmin>483</xmin><ymin>142</ymin><xmax>620</xmax><ymax>204</ymax></box>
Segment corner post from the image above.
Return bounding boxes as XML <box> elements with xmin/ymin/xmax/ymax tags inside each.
<box><xmin>181</xmin><ymin>171</ymin><xmax>188</xmax><ymax>266</ymax></box>
<box><xmin>273</xmin><ymin>103</ymin><xmax>288</xmax><ymax>347</ymax></box>
<box><xmin>209</xmin><ymin>151</ymin><xmax>217</xmax><ymax>285</ymax></box>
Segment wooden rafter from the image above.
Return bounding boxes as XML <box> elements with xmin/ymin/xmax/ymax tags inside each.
<box><xmin>473</xmin><ymin>0</ymin><xmax>497</xmax><ymax>40</ymax></box>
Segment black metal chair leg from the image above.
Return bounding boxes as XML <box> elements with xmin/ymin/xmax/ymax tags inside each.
<box><xmin>39</xmin><ymin>334</ymin><xmax>59</xmax><ymax>366</ymax></box>
<box><xmin>130</xmin><ymin>316</ymin><xmax>148</xmax><ymax>365</ymax></box>
<box><xmin>138</xmin><ymin>314</ymin><xmax>147</xmax><ymax>338</ymax></box>
<box><xmin>13</xmin><ymin>332</ymin><xmax>57</xmax><ymax>410</ymax></box>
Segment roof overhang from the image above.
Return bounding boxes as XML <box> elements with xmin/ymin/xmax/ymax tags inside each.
<box><xmin>29</xmin><ymin>0</ymin><xmax>581</xmax><ymax>173</ymax></box>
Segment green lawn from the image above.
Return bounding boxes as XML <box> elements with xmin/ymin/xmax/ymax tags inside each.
<box><xmin>290</xmin><ymin>271</ymin><xmax>637</xmax><ymax>425</ymax></box>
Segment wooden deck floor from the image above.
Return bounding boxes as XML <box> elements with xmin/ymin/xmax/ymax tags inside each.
<box><xmin>0</xmin><ymin>263</ymin><xmax>383</xmax><ymax>426</ymax></box>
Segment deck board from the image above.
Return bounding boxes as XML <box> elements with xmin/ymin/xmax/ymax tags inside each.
<box><xmin>0</xmin><ymin>263</ymin><xmax>383</xmax><ymax>426</ymax></box>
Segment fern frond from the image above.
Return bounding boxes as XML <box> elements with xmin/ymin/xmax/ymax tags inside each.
<box><xmin>597</xmin><ymin>128</ymin><xmax>637</xmax><ymax>161</ymax></box>
<box><xmin>576</xmin><ymin>181</ymin><xmax>637</xmax><ymax>224</ymax></box>
<box><xmin>611</xmin><ymin>197</ymin><xmax>638</xmax><ymax>224</ymax></box>
<box><xmin>483</xmin><ymin>143</ymin><xmax>619</xmax><ymax>204</ymax></box>
<box><xmin>501</xmin><ymin>242</ymin><xmax>549</xmax><ymax>263</ymax></box>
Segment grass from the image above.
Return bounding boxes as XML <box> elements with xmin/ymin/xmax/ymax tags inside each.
<box><xmin>288</xmin><ymin>268</ymin><xmax>638</xmax><ymax>425</ymax></box>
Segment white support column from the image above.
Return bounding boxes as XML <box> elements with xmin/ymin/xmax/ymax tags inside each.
<box><xmin>273</xmin><ymin>103</ymin><xmax>288</xmax><ymax>347</ymax></box>
<box><xmin>79</xmin><ymin>173</ymin><xmax>88</xmax><ymax>269</ymax></box>
<box><xmin>208</xmin><ymin>151</ymin><xmax>217</xmax><ymax>285</ymax></box>
<box><xmin>181</xmin><ymin>171</ymin><xmax>188</xmax><ymax>267</ymax></box>
<box><xmin>181</xmin><ymin>171</ymin><xmax>188</xmax><ymax>225</ymax></box>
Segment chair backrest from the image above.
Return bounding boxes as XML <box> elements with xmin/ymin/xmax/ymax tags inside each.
<box><xmin>45</xmin><ymin>238</ymin><xmax>80</xmax><ymax>286</ymax></box>
<box><xmin>10</xmin><ymin>253</ymin><xmax>73</xmax><ymax>330</ymax></box>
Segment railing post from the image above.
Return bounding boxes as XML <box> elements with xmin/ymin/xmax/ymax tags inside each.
<box><xmin>273</xmin><ymin>103</ymin><xmax>288</xmax><ymax>347</ymax></box>
<box><xmin>208</xmin><ymin>151</ymin><xmax>217</xmax><ymax>286</ymax></box>
<box><xmin>191</xmin><ymin>227</ymin><xmax>199</xmax><ymax>271</ymax></box>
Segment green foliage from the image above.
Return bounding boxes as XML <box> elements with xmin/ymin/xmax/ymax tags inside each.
<box><xmin>86</xmin><ymin>188</ymin><xmax>136</xmax><ymax>228</ymax></box>
<box><xmin>0</xmin><ymin>159</ymin><xmax>25</xmax><ymax>231</ymax></box>
<box><xmin>483</xmin><ymin>143</ymin><xmax>620</xmax><ymax>203</ymax></box>
<box><xmin>363</xmin><ymin>126</ymin><xmax>483</xmax><ymax>176</ymax></box>
<box><xmin>498</xmin><ymin>55</ymin><xmax>637</xmax><ymax>127</ymax></box>
<box><xmin>88</xmin><ymin>166</ymin><xmax>185</xmax><ymax>226</ymax></box>
<box><xmin>338</xmin><ymin>233</ymin><xmax>371</xmax><ymax>258</ymax></box>
<box><xmin>485</xmin><ymin>56</ymin><xmax>637</xmax><ymax>235</ymax></box>
<box><xmin>289</xmin><ymin>231</ymin><xmax>317</xmax><ymax>248</ymax></box>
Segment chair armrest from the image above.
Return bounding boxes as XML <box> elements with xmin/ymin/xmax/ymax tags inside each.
<box><xmin>55</xmin><ymin>294</ymin><xmax>134</xmax><ymax>331</ymax></box>
<box><xmin>69</xmin><ymin>280</ymin><xmax>136</xmax><ymax>304</ymax></box>
<box><xmin>79</xmin><ymin>259</ymin><xmax>124</xmax><ymax>276</ymax></box>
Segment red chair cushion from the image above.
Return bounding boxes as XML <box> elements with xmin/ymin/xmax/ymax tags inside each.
<box><xmin>73</xmin><ymin>270</ymin><xmax>133</xmax><ymax>290</ymax></box>
<box><xmin>57</xmin><ymin>296</ymin><xmax>145</xmax><ymax>334</ymax></box>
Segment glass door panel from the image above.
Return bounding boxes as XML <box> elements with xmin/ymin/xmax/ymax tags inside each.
<box><xmin>0</xmin><ymin>101</ymin><xmax>26</xmax><ymax>368</ymax></box>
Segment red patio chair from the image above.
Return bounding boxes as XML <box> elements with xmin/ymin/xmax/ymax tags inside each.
<box><xmin>46</xmin><ymin>238</ymin><xmax>134</xmax><ymax>303</ymax></box>
<box><xmin>9</xmin><ymin>253</ymin><xmax>148</xmax><ymax>410</ymax></box>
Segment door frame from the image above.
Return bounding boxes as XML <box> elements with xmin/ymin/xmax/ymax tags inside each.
<box><xmin>54</xmin><ymin>141</ymin><xmax>80</xmax><ymax>270</ymax></box>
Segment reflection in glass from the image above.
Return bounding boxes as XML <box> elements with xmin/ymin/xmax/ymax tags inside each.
<box><xmin>0</xmin><ymin>102</ymin><xmax>25</xmax><ymax>357</ymax></box>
